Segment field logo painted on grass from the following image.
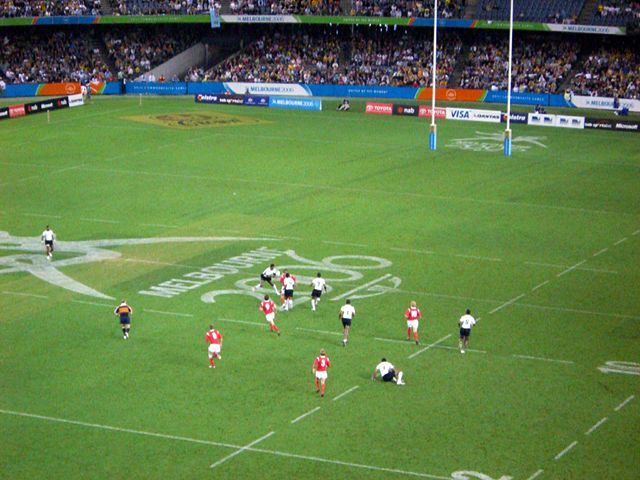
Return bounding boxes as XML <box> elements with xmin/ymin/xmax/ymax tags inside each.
<box><xmin>452</xmin><ymin>472</ymin><xmax>512</xmax><ymax>480</ymax></box>
<box><xmin>598</xmin><ymin>361</ymin><xmax>640</xmax><ymax>376</ymax></box>
<box><xmin>447</xmin><ymin>131</ymin><xmax>547</xmax><ymax>152</ymax></box>
<box><xmin>201</xmin><ymin>249</ymin><xmax>400</xmax><ymax>306</ymax></box>
<box><xmin>123</xmin><ymin>112</ymin><xmax>267</xmax><ymax>129</ymax></box>
<box><xmin>0</xmin><ymin>231</ymin><xmax>277</xmax><ymax>299</ymax></box>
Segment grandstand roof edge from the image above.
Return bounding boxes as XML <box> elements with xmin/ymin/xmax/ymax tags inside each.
<box><xmin>0</xmin><ymin>14</ymin><xmax>626</xmax><ymax>35</ymax></box>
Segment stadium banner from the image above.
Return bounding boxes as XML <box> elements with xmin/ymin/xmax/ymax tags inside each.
<box><xmin>555</xmin><ymin>115</ymin><xmax>585</xmax><ymax>129</ymax></box>
<box><xmin>89</xmin><ymin>81</ymin><xmax>122</xmax><ymax>95</ymax></box>
<box><xmin>225</xmin><ymin>82</ymin><xmax>312</xmax><ymax>97</ymax></box>
<box><xmin>36</xmin><ymin>82</ymin><xmax>81</xmax><ymax>96</ymax></box>
<box><xmin>126</xmin><ymin>82</ymin><xmax>187</xmax><ymax>95</ymax></box>
<box><xmin>8</xmin><ymin>104</ymin><xmax>26</xmax><ymax>119</ymax></box>
<box><xmin>484</xmin><ymin>90</ymin><xmax>548</xmax><ymax>106</ymax></box>
<box><xmin>221</xmin><ymin>15</ymin><xmax>297</xmax><ymax>23</ymax></box>
<box><xmin>68</xmin><ymin>93</ymin><xmax>85</xmax><ymax>108</ymax></box>
<box><xmin>545</xmin><ymin>24</ymin><xmax>625</xmax><ymax>35</ymax></box>
<box><xmin>392</xmin><ymin>104</ymin><xmax>418</xmax><ymax>116</ymax></box>
<box><xmin>310</xmin><ymin>84</ymin><xmax>417</xmax><ymax>99</ymax></box>
<box><xmin>3</xmin><ymin>84</ymin><xmax>39</xmax><ymax>97</ymax></box>
<box><xmin>446</xmin><ymin>107</ymin><xmax>501</xmax><ymax>123</ymax></box>
<box><xmin>195</xmin><ymin>93</ymin><xmax>244</xmax><ymax>105</ymax></box>
<box><xmin>415</xmin><ymin>88</ymin><xmax>486</xmax><ymax>102</ymax></box>
<box><xmin>243</xmin><ymin>95</ymin><xmax>269</xmax><ymax>107</ymax></box>
<box><xmin>584</xmin><ymin>118</ymin><xmax>639</xmax><ymax>133</ymax></box>
<box><xmin>570</xmin><ymin>95</ymin><xmax>640</xmax><ymax>112</ymax></box>
<box><xmin>365</xmin><ymin>102</ymin><xmax>393</xmax><ymax>115</ymax></box>
<box><xmin>500</xmin><ymin>112</ymin><xmax>528</xmax><ymax>124</ymax></box>
<box><xmin>548</xmin><ymin>94</ymin><xmax>573</xmax><ymax>107</ymax></box>
<box><xmin>0</xmin><ymin>107</ymin><xmax>9</xmax><ymax>121</ymax></box>
<box><xmin>418</xmin><ymin>105</ymin><xmax>447</xmax><ymax>119</ymax></box>
<box><xmin>527</xmin><ymin>113</ymin><xmax>556</xmax><ymax>127</ymax></box>
<box><xmin>268</xmin><ymin>97</ymin><xmax>322</xmax><ymax>111</ymax></box>
<box><xmin>188</xmin><ymin>82</ymin><xmax>226</xmax><ymax>95</ymax></box>
<box><xmin>24</xmin><ymin>96</ymin><xmax>70</xmax><ymax>115</ymax></box>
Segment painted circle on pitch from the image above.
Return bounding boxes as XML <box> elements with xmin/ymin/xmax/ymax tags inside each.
<box><xmin>321</xmin><ymin>255</ymin><xmax>392</xmax><ymax>270</ymax></box>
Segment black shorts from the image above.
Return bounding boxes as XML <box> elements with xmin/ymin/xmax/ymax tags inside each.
<box><xmin>311</xmin><ymin>289</ymin><xmax>322</xmax><ymax>298</ymax></box>
<box><xmin>460</xmin><ymin>328</ymin><xmax>471</xmax><ymax>338</ymax></box>
<box><xmin>341</xmin><ymin>318</ymin><xmax>352</xmax><ymax>327</ymax></box>
<box><xmin>45</xmin><ymin>240</ymin><xmax>53</xmax><ymax>248</ymax></box>
<box><xmin>284</xmin><ymin>289</ymin><xmax>294</xmax><ymax>298</ymax></box>
<box><xmin>382</xmin><ymin>371</ymin><xmax>395</xmax><ymax>382</ymax></box>
<box><xmin>260</xmin><ymin>274</ymin><xmax>274</xmax><ymax>284</ymax></box>
<box><xmin>120</xmin><ymin>315</ymin><xmax>131</xmax><ymax>325</ymax></box>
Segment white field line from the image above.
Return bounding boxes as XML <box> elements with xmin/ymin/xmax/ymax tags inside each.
<box><xmin>556</xmin><ymin>260</ymin><xmax>587</xmax><ymax>278</ymax></box>
<box><xmin>592</xmin><ymin>248</ymin><xmax>609</xmax><ymax>257</ymax></box>
<box><xmin>71</xmin><ymin>299</ymin><xmax>113</xmax><ymax>308</ymax></box>
<box><xmin>209</xmin><ymin>431</ymin><xmax>275</xmax><ymax>469</ymax></box>
<box><xmin>290</xmin><ymin>406</ymin><xmax>321</xmax><ymax>424</ymax></box>
<box><xmin>524</xmin><ymin>261</ymin><xmax>617</xmax><ymax>275</ymax></box>
<box><xmin>143</xmin><ymin>309</ymin><xmax>194</xmax><ymax>318</ymax></box>
<box><xmin>432</xmin><ymin>345</ymin><xmax>487</xmax><ymax>354</ymax></box>
<box><xmin>526</xmin><ymin>469</ymin><xmax>544</xmax><ymax>480</ymax></box>
<box><xmin>2</xmin><ymin>290</ymin><xmax>49</xmax><ymax>299</ymax></box>
<box><xmin>554</xmin><ymin>440</ymin><xmax>578</xmax><ymax>460</ymax></box>
<box><xmin>488</xmin><ymin>293</ymin><xmax>526</xmax><ymax>315</ymax></box>
<box><xmin>375</xmin><ymin>337</ymin><xmax>411</xmax><ymax>344</ymax></box>
<box><xmin>124</xmin><ymin>258</ymin><xmax>200</xmax><ymax>269</ymax></box>
<box><xmin>408</xmin><ymin>334</ymin><xmax>452</xmax><ymax>359</ymax></box>
<box><xmin>514</xmin><ymin>302</ymin><xmax>640</xmax><ymax>321</ymax></box>
<box><xmin>454</xmin><ymin>254</ymin><xmax>502</xmax><ymax>262</ymax></box>
<box><xmin>79</xmin><ymin>217</ymin><xmax>120</xmax><ymax>224</ymax></box>
<box><xmin>219</xmin><ymin>318</ymin><xmax>266</xmax><ymax>328</ymax></box>
<box><xmin>296</xmin><ymin>327</ymin><xmax>342</xmax><ymax>336</ymax></box>
<box><xmin>613</xmin><ymin>237</ymin><xmax>628</xmax><ymax>246</ymax></box>
<box><xmin>585</xmin><ymin>417</ymin><xmax>608</xmax><ymax>435</ymax></box>
<box><xmin>614</xmin><ymin>395</ymin><xmax>635</xmax><ymax>412</ymax></box>
<box><xmin>512</xmin><ymin>354</ymin><xmax>574</xmax><ymax>365</ymax></box>
<box><xmin>322</xmin><ymin>240</ymin><xmax>369</xmax><ymax>248</ymax></box>
<box><xmin>389</xmin><ymin>247</ymin><xmax>435</xmax><ymax>255</ymax></box>
<box><xmin>633</xmin><ymin>229</ymin><xmax>640</xmax><ymax>236</ymax></box>
<box><xmin>140</xmin><ymin>223</ymin><xmax>180</xmax><ymax>228</ymax></box>
<box><xmin>531</xmin><ymin>280</ymin><xmax>550</xmax><ymax>292</ymax></box>
<box><xmin>22</xmin><ymin>212</ymin><xmax>63</xmax><ymax>219</ymax></box>
<box><xmin>331</xmin><ymin>274</ymin><xmax>393</xmax><ymax>302</ymax></box>
<box><xmin>333</xmin><ymin>385</ymin><xmax>360</xmax><ymax>402</ymax></box>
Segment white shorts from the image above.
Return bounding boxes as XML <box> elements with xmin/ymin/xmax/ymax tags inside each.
<box><xmin>315</xmin><ymin>371</ymin><xmax>328</xmax><ymax>380</ymax></box>
<box><xmin>265</xmin><ymin>313</ymin><xmax>275</xmax><ymax>323</ymax></box>
<box><xmin>208</xmin><ymin>344</ymin><xmax>221</xmax><ymax>354</ymax></box>
<box><xmin>407</xmin><ymin>320</ymin><xmax>419</xmax><ymax>331</ymax></box>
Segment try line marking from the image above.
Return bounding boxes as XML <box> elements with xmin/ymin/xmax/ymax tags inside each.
<box><xmin>209</xmin><ymin>431</ymin><xmax>275</xmax><ymax>469</ymax></box>
<box><xmin>408</xmin><ymin>334</ymin><xmax>452</xmax><ymax>359</ymax></box>
<box><xmin>333</xmin><ymin>385</ymin><xmax>359</xmax><ymax>402</ymax></box>
<box><xmin>0</xmin><ymin>408</ymin><xmax>450</xmax><ymax>479</ymax></box>
<box><xmin>291</xmin><ymin>406</ymin><xmax>321</xmax><ymax>424</ymax></box>
<box><xmin>614</xmin><ymin>395</ymin><xmax>635</xmax><ymax>412</ymax></box>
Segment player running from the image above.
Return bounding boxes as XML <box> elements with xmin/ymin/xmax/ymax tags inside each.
<box><xmin>282</xmin><ymin>272</ymin><xmax>296</xmax><ymax>311</ymax></box>
<box><xmin>372</xmin><ymin>358</ymin><xmax>405</xmax><ymax>385</ymax></box>
<box><xmin>405</xmin><ymin>300</ymin><xmax>421</xmax><ymax>344</ymax></box>
<box><xmin>339</xmin><ymin>299</ymin><xmax>355</xmax><ymax>347</ymax></box>
<box><xmin>458</xmin><ymin>308</ymin><xmax>477</xmax><ymax>354</ymax></box>
<box><xmin>259</xmin><ymin>294</ymin><xmax>280</xmax><ymax>336</ymax></box>
<box><xmin>114</xmin><ymin>300</ymin><xmax>133</xmax><ymax>340</ymax></box>
<box><xmin>254</xmin><ymin>264</ymin><xmax>280</xmax><ymax>294</ymax></box>
<box><xmin>312</xmin><ymin>348</ymin><xmax>331</xmax><ymax>397</ymax></box>
<box><xmin>278</xmin><ymin>269</ymin><xmax>296</xmax><ymax>307</ymax></box>
<box><xmin>205</xmin><ymin>324</ymin><xmax>223</xmax><ymax>368</ymax></box>
<box><xmin>41</xmin><ymin>225</ymin><xmax>55</xmax><ymax>259</ymax></box>
<box><xmin>310</xmin><ymin>272</ymin><xmax>327</xmax><ymax>311</ymax></box>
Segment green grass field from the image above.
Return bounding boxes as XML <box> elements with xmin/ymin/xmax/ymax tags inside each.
<box><xmin>1</xmin><ymin>96</ymin><xmax>639</xmax><ymax>480</ymax></box>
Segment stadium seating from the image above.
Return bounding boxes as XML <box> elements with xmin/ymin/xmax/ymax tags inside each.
<box><xmin>476</xmin><ymin>0</ymin><xmax>583</xmax><ymax>23</ymax></box>
<box><xmin>571</xmin><ymin>46</ymin><xmax>639</xmax><ymax>98</ymax></box>
<box><xmin>349</xmin><ymin>0</ymin><xmax>465</xmax><ymax>18</ymax></box>
<box><xmin>590</xmin><ymin>0</ymin><xmax>640</xmax><ymax>26</ymax></box>
<box><xmin>1</xmin><ymin>0</ymin><xmax>103</xmax><ymax>17</ymax></box>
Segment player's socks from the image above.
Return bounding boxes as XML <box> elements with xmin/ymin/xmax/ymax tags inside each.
<box><xmin>311</xmin><ymin>299</ymin><xmax>315</xmax><ymax>310</ymax></box>
<box><xmin>209</xmin><ymin>357</ymin><xmax>216</xmax><ymax>368</ymax></box>
<box><xmin>407</xmin><ymin>328</ymin><xmax>411</xmax><ymax>339</ymax></box>
<box><xmin>321</xmin><ymin>384</ymin><xmax>325</xmax><ymax>396</ymax></box>
<box><xmin>315</xmin><ymin>379</ymin><xmax>320</xmax><ymax>392</ymax></box>
<box><xmin>397</xmin><ymin>372</ymin><xmax>404</xmax><ymax>383</ymax></box>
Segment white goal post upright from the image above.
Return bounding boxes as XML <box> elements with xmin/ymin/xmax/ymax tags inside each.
<box><xmin>504</xmin><ymin>0</ymin><xmax>514</xmax><ymax>156</ymax></box>
<box><xmin>429</xmin><ymin>0</ymin><xmax>438</xmax><ymax>151</ymax></box>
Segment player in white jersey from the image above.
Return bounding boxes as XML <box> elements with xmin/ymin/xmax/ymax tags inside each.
<box><xmin>372</xmin><ymin>358</ymin><xmax>405</xmax><ymax>385</ymax></box>
<box><xmin>458</xmin><ymin>309</ymin><xmax>477</xmax><ymax>353</ymax></box>
<box><xmin>339</xmin><ymin>299</ymin><xmax>356</xmax><ymax>346</ymax></box>
<box><xmin>254</xmin><ymin>263</ymin><xmax>280</xmax><ymax>294</ymax></box>
<box><xmin>41</xmin><ymin>225</ymin><xmax>56</xmax><ymax>259</ymax></box>
<box><xmin>282</xmin><ymin>272</ymin><xmax>296</xmax><ymax>311</ymax></box>
<box><xmin>310</xmin><ymin>272</ymin><xmax>327</xmax><ymax>311</ymax></box>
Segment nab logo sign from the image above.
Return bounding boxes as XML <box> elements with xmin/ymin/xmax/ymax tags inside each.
<box><xmin>451</xmin><ymin>110</ymin><xmax>470</xmax><ymax>119</ymax></box>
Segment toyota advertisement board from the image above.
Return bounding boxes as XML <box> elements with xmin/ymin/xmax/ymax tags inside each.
<box><xmin>365</xmin><ymin>102</ymin><xmax>393</xmax><ymax>115</ymax></box>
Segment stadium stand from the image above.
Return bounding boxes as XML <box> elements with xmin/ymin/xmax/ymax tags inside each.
<box><xmin>349</xmin><ymin>0</ymin><xmax>465</xmax><ymax>18</ymax></box>
<box><xmin>476</xmin><ymin>0</ymin><xmax>583</xmax><ymax>23</ymax></box>
<box><xmin>1</xmin><ymin>31</ymin><xmax>112</xmax><ymax>83</ymax></box>
<box><xmin>229</xmin><ymin>0</ymin><xmax>342</xmax><ymax>15</ymax></box>
<box><xmin>458</xmin><ymin>35</ymin><xmax>578</xmax><ymax>93</ymax></box>
<box><xmin>591</xmin><ymin>0</ymin><xmax>640</xmax><ymax>26</ymax></box>
<box><xmin>570</xmin><ymin>46</ymin><xmax>639</xmax><ymax>98</ymax></box>
<box><xmin>1</xmin><ymin>0</ymin><xmax>103</xmax><ymax>17</ymax></box>
<box><xmin>113</xmin><ymin>0</ymin><xmax>218</xmax><ymax>15</ymax></box>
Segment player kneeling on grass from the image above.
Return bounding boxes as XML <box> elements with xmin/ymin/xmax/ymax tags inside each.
<box><xmin>114</xmin><ymin>300</ymin><xmax>133</xmax><ymax>340</ymax></box>
<box><xmin>372</xmin><ymin>358</ymin><xmax>405</xmax><ymax>385</ymax></box>
<box><xmin>312</xmin><ymin>348</ymin><xmax>331</xmax><ymax>397</ymax></box>
<box><xmin>259</xmin><ymin>294</ymin><xmax>280</xmax><ymax>336</ymax></box>
<box><xmin>205</xmin><ymin>324</ymin><xmax>223</xmax><ymax>368</ymax></box>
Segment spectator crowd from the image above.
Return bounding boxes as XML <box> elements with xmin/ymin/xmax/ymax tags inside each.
<box><xmin>350</xmin><ymin>0</ymin><xmax>465</xmax><ymax>18</ymax></box>
<box><xmin>1</xmin><ymin>0</ymin><xmax>102</xmax><ymax>17</ymax></box>
<box><xmin>571</xmin><ymin>47</ymin><xmax>639</xmax><ymax>98</ymax></box>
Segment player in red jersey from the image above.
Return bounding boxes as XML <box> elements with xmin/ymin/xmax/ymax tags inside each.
<box><xmin>259</xmin><ymin>294</ymin><xmax>280</xmax><ymax>336</ymax></box>
<box><xmin>405</xmin><ymin>300</ymin><xmax>422</xmax><ymax>344</ymax></box>
<box><xmin>205</xmin><ymin>325</ymin><xmax>223</xmax><ymax>368</ymax></box>
<box><xmin>312</xmin><ymin>348</ymin><xmax>331</xmax><ymax>397</ymax></box>
<box><xmin>278</xmin><ymin>269</ymin><xmax>296</xmax><ymax>307</ymax></box>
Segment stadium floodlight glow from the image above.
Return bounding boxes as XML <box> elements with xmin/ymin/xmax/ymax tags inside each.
<box><xmin>429</xmin><ymin>0</ymin><xmax>438</xmax><ymax>151</ymax></box>
<box><xmin>504</xmin><ymin>0</ymin><xmax>514</xmax><ymax>157</ymax></box>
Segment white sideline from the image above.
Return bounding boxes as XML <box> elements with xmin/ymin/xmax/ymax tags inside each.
<box><xmin>585</xmin><ymin>417</ymin><xmax>608</xmax><ymax>435</ymax></box>
<box><xmin>290</xmin><ymin>407</ymin><xmax>321</xmax><ymax>424</ymax></box>
<box><xmin>333</xmin><ymin>385</ymin><xmax>360</xmax><ymax>402</ymax></box>
<box><xmin>554</xmin><ymin>440</ymin><xmax>578</xmax><ymax>460</ymax></box>
<box><xmin>0</xmin><ymin>408</ymin><xmax>448</xmax><ymax>479</ymax></box>
<box><xmin>512</xmin><ymin>354</ymin><xmax>574</xmax><ymax>365</ymax></box>
<box><xmin>209</xmin><ymin>431</ymin><xmax>275</xmax><ymax>469</ymax></box>
<box><xmin>408</xmin><ymin>334</ymin><xmax>452</xmax><ymax>359</ymax></box>
<box><xmin>526</xmin><ymin>469</ymin><xmax>544</xmax><ymax>480</ymax></box>
<box><xmin>143</xmin><ymin>308</ymin><xmax>194</xmax><ymax>318</ymax></box>
<box><xmin>2</xmin><ymin>291</ymin><xmax>49</xmax><ymax>299</ymax></box>
<box><xmin>488</xmin><ymin>293</ymin><xmax>526</xmax><ymax>314</ymax></box>
<box><xmin>614</xmin><ymin>395</ymin><xmax>635</xmax><ymax>412</ymax></box>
